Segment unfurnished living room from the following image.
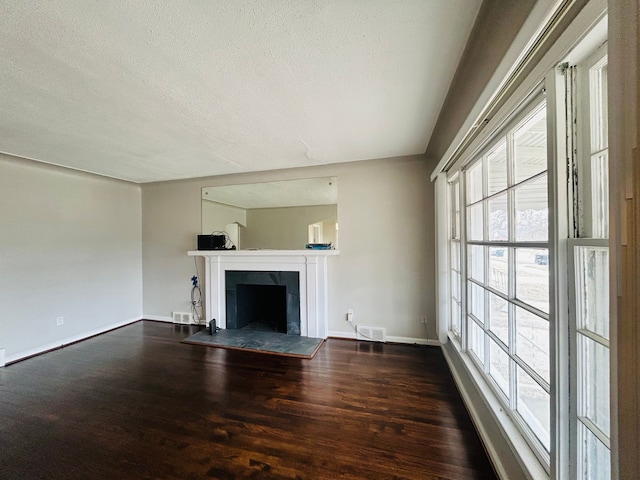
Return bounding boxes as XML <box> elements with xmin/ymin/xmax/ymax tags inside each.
<box><xmin>1</xmin><ymin>1</ymin><xmax>638</xmax><ymax>479</ymax></box>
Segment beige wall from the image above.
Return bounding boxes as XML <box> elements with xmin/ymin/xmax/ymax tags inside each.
<box><xmin>425</xmin><ymin>0</ymin><xmax>536</xmax><ymax>161</ymax></box>
<box><xmin>243</xmin><ymin>204</ymin><xmax>337</xmax><ymax>250</ymax></box>
<box><xmin>0</xmin><ymin>154</ymin><xmax>142</xmax><ymax>362</ymax></box>
<box><xmin>201</xmin><ymin>200</ymin><xmax>246</xmax><ymax>236</ymax></box>
<box><xmin>142</xmin><ymin>156</ymin><xmax>437</xmax><ymax>340</ymax></box>
<box><xmin>322</xmin><ymin>218</ymin><xmax>337</xmax><ymax>246</ymax></box>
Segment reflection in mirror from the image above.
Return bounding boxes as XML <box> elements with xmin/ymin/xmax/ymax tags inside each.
<box><xmin>201</xmin><ymin>177</ymin><xmax>338</xmax><ymax>250</ymax></box>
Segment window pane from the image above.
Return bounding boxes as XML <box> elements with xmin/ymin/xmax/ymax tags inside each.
<box><xmin>451</xmin><ymin>300</ymin><xmax>461</xmax><ymax>336</ymax></box>
<box><xmin>517</xmin><ymin>366</ymin><xmax>550</xmax><ymax>452</ymax></box>
<box><xmin>469</xmin><ymin>320</ymin><xmax>485</xmax><ymax>365</ymax></box>
<box><xmin>468</xmin><ymin>245</ymin><xmax>485</xmax><ymax>284</ymax></box>
<box><xmin>575</xmin><ymin>246</ymin><xmax>609</xmax><ymax>339</ymax></box>
<box><xmin>514</xmin><ymin>106</ymin><xmax>547</xmax><ymax>184</ymax></box>
<box><xmin>450</xmin><ymin>241</ymin><xmax>460</xmax><ymax>271</ymax></box>
<box><xmin>591</xmin><ymin>152</ymin><xmax>609</xmax><ymax>238</ymax></box>
<box><xmin>452</xmin><ymin>181</ymin><xmax>461</xmax><ymax>239</ymax></box>
<box><xmin>488</xmin><ymin>141</ymin><xmax>508</xmax><ymax>195</ymax></box>
<box><xmin>451</xmin><ymin>271</ymin><xmax>460</xmax><ymax>302</ymax></box>
<box><xmin>453</xmin><ymin>181</ymin><xmax>460</xmax><ymax>211</ymax></box>
<box><xmin>468</xmin><ymin>203</ymin><xmax>484</xmax><ymax>241</ymax></box>
<box><xmin>589</xmin><ymin>59</ymin><xmax>608</xmax><ymax>153</ymax></box>
<box><xmin>579</xmin><ymin>335</ymin><xmax>610</xmax><ymax>437</ymax></box>
<box><xmin>467</xmin><ymin>161</ymin><xmax>483</xmax><ymax>204</ymax></box>
<box><xmin>578</xmin><ymin>423</ymin><xmax>611</xmax><ymax>480</ymax></box>
<box><xmin>489</xmin><ymin>339</ymin><xmax>510</xmax><ymax>398</ymax></box>
<box><xmin>488</xmin><ymin>292</ymin><xmax>509</xmax><ymax>345</ymax></box>
<box><xmin>515</xmin><ymin>175</ymin><xmax>548</xmax><ymax>242</ymax></box>
<box><xmin>515</xmin><ymin>248</ymin><xmax>549</xmax><ymax>313</ymax></box>
<box><xmin>515</xmin><ymin>307</ymin><xmax>550</xmax><ymax>383</ymax></box>
<box><xmin>489</xmin><ymin>247</ymin><xmax>508</xmax><ymax>294</ymax></box>
<box><xmin>489</xmin><ymin>193</ymin><xmax>508</xmax><ymax>241</ymax></box>
<box><xmin>469</xmin><ymin>282</ymin><xmax>485</xmax><ymax>324</ymax></box>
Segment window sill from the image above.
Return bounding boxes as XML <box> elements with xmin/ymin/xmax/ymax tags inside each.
<box><xmin>442</xmin><ymin>337</ymin><xmax>550</xmax><ymax>480</ymax></box>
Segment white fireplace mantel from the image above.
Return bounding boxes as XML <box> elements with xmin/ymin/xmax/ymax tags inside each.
<box><xmin>187</xmin><ymin>250</ymin><xmax>338</xmax><ymax>338</ymax></box>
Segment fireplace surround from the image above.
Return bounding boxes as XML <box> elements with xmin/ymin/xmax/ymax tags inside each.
<box><xmin>187</xmin><ymin>250</ymin><xmax>338</xmax><ymax>338</ymax></box>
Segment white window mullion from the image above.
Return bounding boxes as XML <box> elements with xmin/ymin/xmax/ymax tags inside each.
<box><xmin>546</xmin><ymin>65</ymin><xmax>572</xmax><ymax>480</ymax></box>
<box><xmin>459</xmin><ymin>172</ymin><xmax>469</xmax><ymax>353</ymax></box>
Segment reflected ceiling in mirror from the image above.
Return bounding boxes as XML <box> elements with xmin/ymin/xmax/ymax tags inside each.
<box><xmin>202</xmin><ymin>177</ymin><xmax>337</xmax><ymax>208</ymax></box>
<box><xmin>201</xmin><ymin>177</ymin><xmax>338</xmax><ymax>250</ymax></box>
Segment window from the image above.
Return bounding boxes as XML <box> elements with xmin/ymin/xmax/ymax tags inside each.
<box><xmin>449</xmin><ymin>176</ymin><xmax>462</xmax><ymax>340</ymax></box>
<box><xmin>440</xmin><ymin>14</ymin><xmax>610</xmax><ymax>479</ymax></box>
<box><xmin>569</xmin><ymin>45</ymin><xmax>610</xmax><ymax>480</ymax></box>
<box><xmin>463</xmin><ymin>100</ymin><xmax>551</xmax><ymax>461</ymax></box>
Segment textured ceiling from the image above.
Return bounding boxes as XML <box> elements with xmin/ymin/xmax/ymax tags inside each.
<box><xmin>0</xmin><ymin>1</ymin><xmax>481</xmax><ymax>183</ymax></box>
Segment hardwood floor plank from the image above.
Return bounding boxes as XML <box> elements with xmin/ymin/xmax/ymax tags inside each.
<box><xmin>0</xmin><ymin>321</ymin><xmax>496</xmax><ymax>479</ymax></box>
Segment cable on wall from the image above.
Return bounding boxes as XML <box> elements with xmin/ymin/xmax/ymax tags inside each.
<box><xmin>191</xmin><ymin>257</ymin><xmax>203</xmax><ymax>324</ymax></box>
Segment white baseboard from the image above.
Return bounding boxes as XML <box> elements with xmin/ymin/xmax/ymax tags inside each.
<box><xmin>327</xmin><ymin>330</ymin><xmax>440</xmax><ymax>346</ymax></box>
<box><xmin>328</xmin><ymin>330</ymin><xmax>357</xmax><ymax>339</ymax></box>
<box><xmin>386</xmin><ymin>335</ymin><xmax>440</xmax><ymax>346</ymax></box>
<box><xmin>144</xmin><ymin>315</ymin><xmax>173</xmax><ymax>323</ymax></box>
<box><xmin>5</xmin><ymin>316</ymin><xmax>142</xmax><ymax>365</ymax></box>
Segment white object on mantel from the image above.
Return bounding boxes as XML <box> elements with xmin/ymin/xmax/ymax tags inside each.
<box><xmin>187</xmin><ymin>250</ymin><xmax>338</xmax><ymax>339</ymax></box>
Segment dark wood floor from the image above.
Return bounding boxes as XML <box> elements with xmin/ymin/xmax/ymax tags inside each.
<box><xmin>0</xmin><ymin>321</ymin><xmax>496</xmax><ymax>480</ymax></box>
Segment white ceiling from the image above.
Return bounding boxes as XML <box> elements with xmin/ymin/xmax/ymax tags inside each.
<box><xmin>0</xmin><ymin>1</ymin><xmax>481</xmax><ymax>183</ymax></box>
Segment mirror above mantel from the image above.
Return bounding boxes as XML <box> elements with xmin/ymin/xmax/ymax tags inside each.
<box><xmin>201</xmin><ymin>177</ymin><xmax>338</xmax><ymax>250</ymax></box>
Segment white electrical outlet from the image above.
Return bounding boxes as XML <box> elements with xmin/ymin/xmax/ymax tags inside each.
<box><xmin>56</xmin><ymin>316</ymin><xmax>64</xmax><ymax>326</ymax></box>
<box><xmin>346</xmin><ymin>308</ymin><xmax>353</xmax><ymax>322</ymax></box>
<box><xmin>421</xmin><ymin>316</ymin><xmax>427</xmax><ymax>324</ymax></box>
<box><xmin>0</xmin><ymin>348</ymin><xmax>5</xmax><ymax>367</ymax></box>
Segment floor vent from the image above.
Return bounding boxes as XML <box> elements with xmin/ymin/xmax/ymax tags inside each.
<box><xmin>356</xmin><ymin>326</ymin><xmax>386</xmax><ymax>342</ymax></box>
<box><xmin>172</xmin><ymin>312</ymin><xmax>194</xmax><ymax>325</ymax></box>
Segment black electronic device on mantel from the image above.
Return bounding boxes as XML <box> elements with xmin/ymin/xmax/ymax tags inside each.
<box><xmin>197</xmin><ymin>234</ymin><xmax>226</xmax><ymax>250</ymax></box>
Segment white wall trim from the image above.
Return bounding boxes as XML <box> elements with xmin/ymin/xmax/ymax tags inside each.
<box><xmin>386</xmin><ymin>336</ymin><xmax>440</xmax><ymax>346</ymax></box>
<box><xmin>5</xmin><ymin>316</ymin><xmax>142</xmax><ymax>365</ymax></box>
<box><xmin>144</xmin><ymin>315</ymin><xmax>173</xmax><ymax>323</ymax></box>
<box><xmin>435</xmin><ymin>173</ymin><xmax>450</xmax><ymax>344</ymax></box>
<box><xmin>328</xmin><ymin>330</ymin><xmax>357</xmax><ymax>340</ymax></box>
<box><xmin>328</xmin><ymin>330</ymin><xmax>439</xmax><ymax>346</ymax></box>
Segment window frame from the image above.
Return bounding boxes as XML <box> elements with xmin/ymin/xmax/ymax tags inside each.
<box><xmin>438</xmin><ymin>9</ymin><xmax>610</xmax><ymax>479</ymax></box>
<box><xmin>448</xmin><ymin>174</ymin><xmax>463</xmax><ymax>342</ymax></box>
<box><xmin>455</xmin><ymin>93</ymin><xmax>553</xmax><ymax>469</ymax></box>
<box><xmin>567</xmin><ymin>43</ymin><xmax>611</xmax><ymax>480</ymax></box>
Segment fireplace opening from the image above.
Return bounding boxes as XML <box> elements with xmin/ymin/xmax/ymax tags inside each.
<box><xmin>236</xmin><ymin>284</ymin><xmax>287</xmax><ymax>333</ymax></box>
<box><xmin>225</xmin><ymin>270</ymin><xmax>300</xmax><ymax>335</ymax></box>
